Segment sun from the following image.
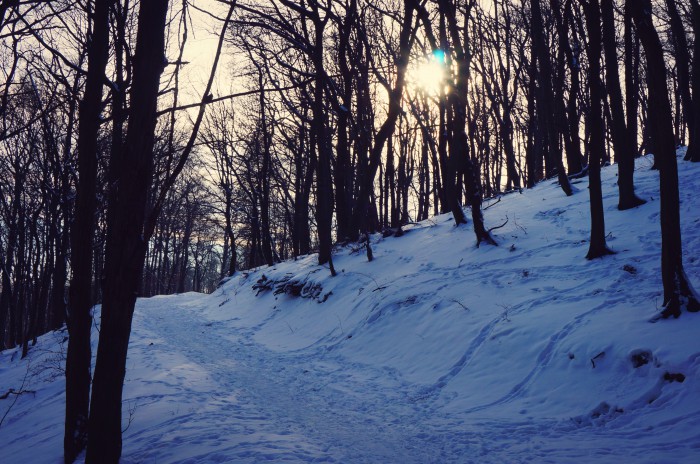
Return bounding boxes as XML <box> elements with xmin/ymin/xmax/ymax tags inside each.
<box><xmin>408</xmin><ymin>50</ymin><xmax>447</xmax><ymax>96</ymax></box>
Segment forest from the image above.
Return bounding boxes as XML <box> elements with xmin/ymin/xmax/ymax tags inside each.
<box><xmin>0</xmin><ymin>0</ymin><xmax>699</xmax><ymax>463</ymax></box>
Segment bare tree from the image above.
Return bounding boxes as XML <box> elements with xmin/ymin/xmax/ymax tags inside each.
<box><xmin>582</xmin><ymin>0</ymin><xmax>613</xmax><ymax>260</ymax></box>
<box><xmin>629</xmin><ymin>0</ymin><xmax>700</xmax><ymax>317</ymax></box>
<box><xmin>600</xmin><ymin>0</ymin><xmax>644</xmax><ymax>210</ymax></box>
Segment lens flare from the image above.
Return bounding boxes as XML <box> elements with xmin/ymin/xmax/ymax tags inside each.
<box><xmin>409</xmin><ymin>50</ymin><xmax>447</xmax><ymax>95</ymax></box>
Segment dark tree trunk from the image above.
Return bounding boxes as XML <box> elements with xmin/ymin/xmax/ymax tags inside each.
<box><xmin>334</xmin><ymin>1</ymin><xmax>354</xmax><ymax>242</ymax></box>
<box><xmin>352</xmin><ymin>0</ymin><xmax>415</xmax><ymax>255</ymax></box>
<box><xmin>583</xmin><ymin>0</ymin><xmax>613</xmax><ymax>260</ymax></box>
<box><xmin>526</xmin><ymin>49</ymin><xmax>544</xmax><ymax>187</ymax></box>
<box><xmin>438</xmin><ymin>5</ymin><xmax>464</xmax><ymax>223</ymax></box>
<box><xmin>176</xmin><ymin>212</ymin><xmax>192</xmax><ymax>293</ymax></box>
<box><xmin>532</xmin><ymin>0</ymin><xmax>573</xmax><ymax>196</ymax></box>
<box><xmin>85</xmin><ymin>1</ymin><xmax>169</xmax><ymax>462</ymax></box>
<box><xmin>50</xmin><ymin>230</ymin><xmax>68</xmax><ymax>330</ymax></box>
<box><xmin>51</xmin><ymin>71</ymin><xmax>79</xmax><ymax>333</ymax></box>
<box><xmin>687</xmin><ymin>0</ymin><xmax>700</xmax><ymax>162</ymax></box>
<box><xmin>64</xmin><ymin>0</ymin><xmax>112</xmax><ymax>461</ymax></box>
<box><xmin>600</xmin><ymin>0</ymin><xmax>645</xmax><ymax>210</ymax></box>
<box><xmin>0</xmin><ymin>224</ymin><xmax>15</xmax><ymax>349</ymax></box>
<box><xmin>630</xmin><ymin>0</ymin><xmax>700</xmax><ymax>317</ymax></box>
<box><xmin>666</xmin><ymin>0</ymin><xmax>693</xmax><ymax>150</ymax></box>
<box><xmin>493</xmin><ymin>0</ymin><xmax>521</xmax><ymax>190</ymax></box>
<box><xmin>258</xmin><ymin>77</ymin><xmax>274</xmax><ymax>267</ymax></box>
<box><xmin>224</xmin><ymin>191</ymin><xmax>236</xmax><ymax>276</ymax></box>
<box><xmin>299</xmin><ymin>133</ymin><xmax>314</xmax><ymax>256</ymax></box>
<box><xmin>552</xmin><ymin>0</ymin><xmax>574</xmax><ymax>182</ymax></box>
<box><xmin>441</xmin><ymin>0</ymin><xmax>495</xmax><ymax>244</ymax></box>
<box><xmin>310</xmin><ymin>8</ymin><xmax>335</xmax><ymax>275</ymax></box>
<box><xmin>388</xmin><ymin>136</ymin><xmax>398</xmax><ymax>227</ymax></box>
<box><xmin>624</xmin><ymin>0</ymin><xmax>639</xmax><ymax>159</ymax></box>
<box><xmin>564</xmin><ymin>0</ymin><xmax>585</xmax><ymax>175</ymax></box>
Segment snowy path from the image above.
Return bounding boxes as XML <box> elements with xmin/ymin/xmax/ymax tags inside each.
<box><xmin>122</xmin><ymin>290</ymin><xmax>700</xmax><ymax>464</ymax></box>
<box><xmin>127</xmin><ymin>294</ymin><xmax>448</xmax><ymax>463</ymax></box>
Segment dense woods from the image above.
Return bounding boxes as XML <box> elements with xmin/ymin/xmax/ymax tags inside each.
<box><xmin>0</xmin><ymin>0</ymin><xmax>699</xmax><ymax>461</ymax></box>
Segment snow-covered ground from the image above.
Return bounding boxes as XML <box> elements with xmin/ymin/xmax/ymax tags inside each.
<box><xmin>2</xmin><ymin>153</ymin><xmax>700</xmax><ymax>463</ymax></box>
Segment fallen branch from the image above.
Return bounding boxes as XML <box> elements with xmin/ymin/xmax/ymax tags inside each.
<box><xmin>0</xmin><ymin>388</ymin><xmax>36</xmax><ymax>400</ymax></box>
<box><xmin>0</xmin><ymin>365</ymin><xmax>34</xmax><ymax>428</ymax></box>
<box><xmin>483</xmin><ymin>196</ymin><xmax>502</xmax><ymax>211</ymax></box>
<box><xmin>488</xmin><ymin>217</ymin><xmax>509</xmax><ymax>234</ymax></box>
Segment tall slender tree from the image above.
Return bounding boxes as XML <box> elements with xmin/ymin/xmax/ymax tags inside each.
<box><xmin>439</xmin><ymin>0</ymin><xmax>496</xmax><ymax>244</ymax></box>
<box><xmin>86</xmin><ymin>1</ymin><xmax>170</xmax><ymax>461</ymax></box>
<box><xmin>64</xmin><ymin>0</ymin><xmax>113</xmax><ymax>461</ymax></box>
<box><xmin>600</xmin><ymin>0</ymin><xmax>644</xmax><ymax>210</ymax></box>
<box><xmin>624</xmin><ymin>0</ymin><xmax>639</xmax><ymax>159</ymax></box>
<box><xmin>687</xmin><ymin>0</ymin><xmax>700</xmax><ymax>162</ymax></box>
<box><xmin>532</xmin><ymin>0</ymin><xmax>573</xmax><ymax>196</ymax></box>
<box><xmin>629</xmin><ymin>0</ymin><xmax>700</xmax><ymax>317</ymax></box>
<box><xmin>352</xmin><ymin>0</ymin><xmax>417</xmax><ymax>257</ymax></box>
<box><xmin>308</xmin><ymin>1</ymin><xmax>336</xmax><ymax>274</ymax></box>
<box><xmin>666</xmin><ymin>0</ymin><xmax>693</xmax><ymax>149</ymax></box>
<box><xmin>582</xmin><ymin>0</ymin><xmax>613</xmax><ymax>260</ymax></box>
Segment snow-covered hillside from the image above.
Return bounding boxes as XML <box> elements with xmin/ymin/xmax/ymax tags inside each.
<box><xmin>2</xmin><ymin>154</ymin><xmax>700</xmax><ymax>463</ymax></box>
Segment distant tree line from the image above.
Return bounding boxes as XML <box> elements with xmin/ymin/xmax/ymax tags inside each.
<box><xmin>0</xmin><ymin>0</ymin><xmax>698</xmax><ymax>462</ymax></box>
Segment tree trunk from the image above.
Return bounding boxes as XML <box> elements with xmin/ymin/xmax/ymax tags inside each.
<box><xmin>563</xmin><ymin>0</ymin><xmax>585</xmax><ymax>175</ymax></box>
<box><xmin>176</xmin><ymin>211</ymin><xmax>192</xmax><ymax>293</ymax></box>
<box><xmin>687</xmin><ymin>0</ymin><xmax>700</xmax><ymax>161</ymax></box>
<box><xmin>352</xmin><ymin>0</ymin><xmax>416</xmax><ymax>253</ymax></box>
<box><xmin>258</xmin><ymin>74</ymin><xmax>274</xmax><ymax>267</ymax></box>
<box><xmin>310</xmin><ymin>9</ymin><xmax>335</xmax><ymax>275</ymax></box>
<box><xmin>665</xmin><ymin>0</ymin><xmax>693</xmax><ymax>150</ymax></box>
<box><xmin>624</xmin><ymin>0</ymin><xmax>639</xmax><ymax>159</ymax></box>
<box><xmin>532</xmin><ymin>0</ymin><xmax>573</xmax><ymax>196</ymax></box>
<box><xmin>438</xmin><ymin>54</ymin><xmax>463</xmax><ymax>221</ymax></box>
<box><xmin>85</xmin><ymin>1</ymin><xmax>169</xmax><ymax>462</ymax></box>
<box><xmin>630</xmin><ymin>0</ymin><xmax>700</xmax><ymax>317</ymax></box>
<box><xmin>600</xmin><ymin>0</ymin><xmax>645</xmax><ymax>210</ymax></box>
<box><xmin>50</xmin><ymin>230</ymin><xmax>68</xmax><ymax>331</ymax></box>
<box><xmin>64</xmin><ymin>0</ymin><xmax>112</xmax><ymax>461</ymax></box>
<box><xmin>583</xmin><ymin>0</ymin><xmax>613</xmax><ymax>260</ymax></box>
<box><xmin>334</xmin><ymin>2</ymin><xmax>354</xmax><ymax>241</ymax></box>
<box><xmin>526</xmin><ymin>49</ymin><xmax>544</xmax><ymax>187</ymax></box>
<box><xmin>441</xmin><ymin>0</ymin><xmax>495</xmax><ymax>244</ymax></box>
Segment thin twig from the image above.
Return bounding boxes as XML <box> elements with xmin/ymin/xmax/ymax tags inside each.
<box><xmin>0</xmin><ymin>362</ymin><xmax>33</xmax><ymax>428</ymax></box>
<box><xmin>483</xmin><ymin>196</ymin><xmax>502</xmax><ymax>211</ymax></box>
<box><xmin>488</xmin><ymin>217</ymin><xmax>509</xmax><ymax>234</ymax></box>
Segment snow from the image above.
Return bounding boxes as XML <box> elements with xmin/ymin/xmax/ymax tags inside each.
<box><xmin>2</xmin><ymin>153</ymin><xmax>700</xmax><ymax>463</ymax></box>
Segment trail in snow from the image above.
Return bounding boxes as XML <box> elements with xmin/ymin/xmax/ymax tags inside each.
<box><xmin>129</xmin><ymin>294</ymin><xmax>440</xmax><ymax>463</ymax></box>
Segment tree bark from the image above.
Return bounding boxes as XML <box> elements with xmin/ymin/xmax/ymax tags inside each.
<box><xmin>630</xmin><ymin>0</ymin><xmax>700</xmax><ymax>317</ymax></box>
<box><xmin>85</xmin><ymin>1</ymin><xmax>169</xmax><ymax>462</ymax></box>
<box><xmin>624</xmin><ymin>0</ymin><xmax>639</xmax><ymax>159</ymax></box>
<box><xmin>687</xmin><ymin>0</ymin><xmax>700</xmax><ymax>161</ymax></box>
<box><xmin>441</xmin><ymin>0</ymin><xmax>495</xmax><ymax>244</ymax></box>
<box><xmin>352</xmin><ymin>0</ymin><xmax>416</xmax><ymax>251</ymax></box>
<box><xmin>334</xmin><ymin>1</ymin><xmax>355</xmax><ymax>242</ymax></box>
<box><xmin>64</xmin><ymin>0</ymin><xmax>112</xmax><ymax>461</ymax></box>
<box><xmin>666</xmin><ymin>0</ymin><xmax>693</xmax><ymax>150</ymax></box>
<box><xmin>532</xmin><ymin>0</ymin><xmax>573</xmax><ymax>196</ymax></box>
<box><xmin>309</xmin><ymin>5</ymin><xmax>335</xmax><ymax>274</ymax></box>
<box><xmin>583</xmin><ymin>0</ymin><xmax>613</xmax><ymax>260</ymax></box>
<box><xmin>600</xmin><ymin>0</ymin><xmax>644</xmax><ymax>210</ymax></box>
